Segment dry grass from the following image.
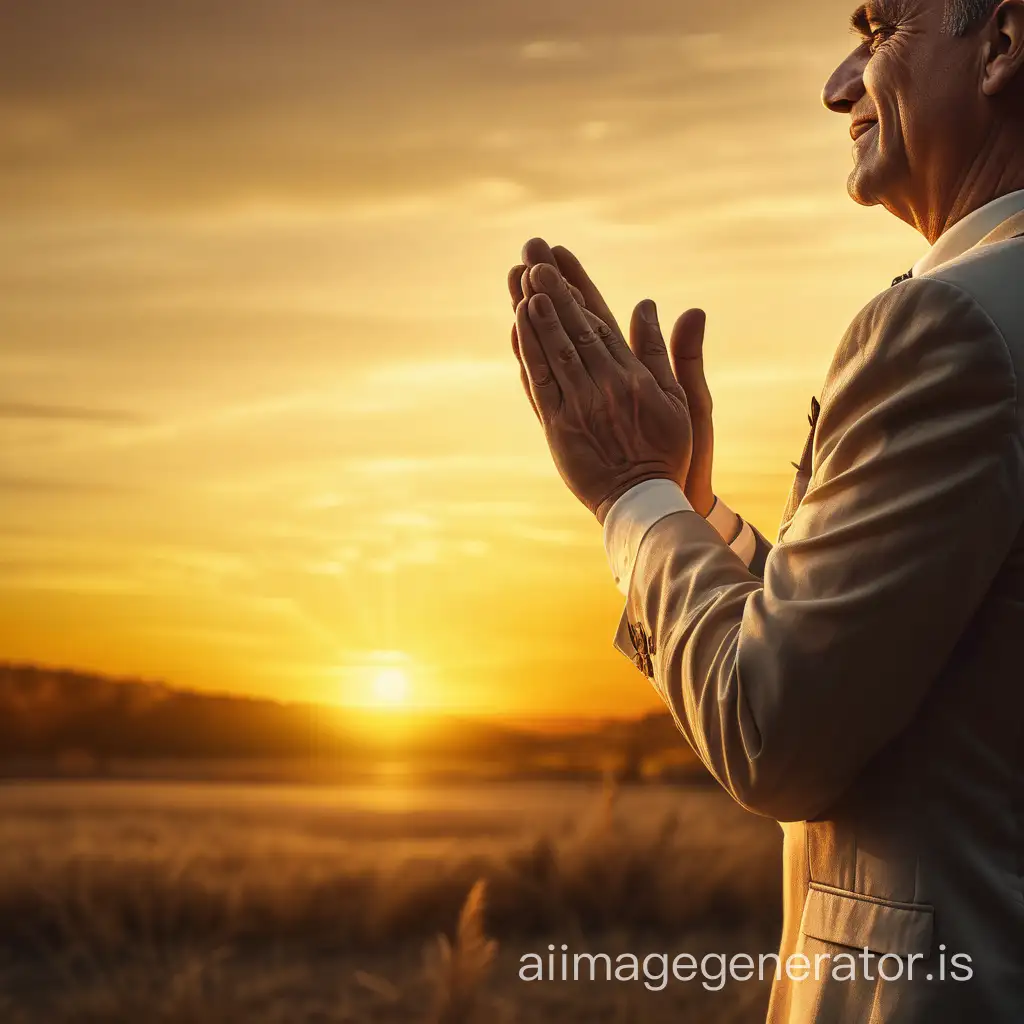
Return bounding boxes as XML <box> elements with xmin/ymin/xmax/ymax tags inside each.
<box><xmin>0</xmin><ymin>779</ymin><xmax>781</xmax><ymax>1022</ymax></box>
<box><xmin>424</xmin><ymin>881</ymin><xmax>497</xmax><ymax>1024</ymax></box>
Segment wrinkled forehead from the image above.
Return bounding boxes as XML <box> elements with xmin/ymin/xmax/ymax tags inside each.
<box><xmin>850</xmin><ymin>0</ymin><xmax>923</xmax><ymax>30</ymax></box>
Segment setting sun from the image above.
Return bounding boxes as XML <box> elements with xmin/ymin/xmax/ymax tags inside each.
<box><xmin>371</xmin><ymin>666</ymin><xmax>410</xmax><ymax>708</ymax></box>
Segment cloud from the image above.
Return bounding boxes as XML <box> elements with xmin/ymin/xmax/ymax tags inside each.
<box><xmin>520</xmin><ymin>40</ymin><xmax>587</xmax><ymax>61</ymax></box>
<box><xmin>0</xmin><ymin>0</ymin><xmax>851</xmax><ymax>214</ymax></box>
<box><xmin>0</xmin><ymin>402</ymin><xmax>143</xmax><ymax>424</ymax></box>
<box><xmin>0</xmin><ymin>476</ymin><xmax>131</xmax><ymax>495</ymax></box>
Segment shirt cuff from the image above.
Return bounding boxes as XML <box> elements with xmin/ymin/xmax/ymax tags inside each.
<box><xmin>705</xmin><ymin>495</ymin><xmax>757</xmax><ymax>570</ymax></box>
<box><xmin>602</xmin><ymin>479</ymin><xmax>693</xmax><ymax>595</ymax></box>
<box><xmin>706</xmin><ymin>494</ymin><xmax>739</xmax><ymax>540</ymax></box>
<box><xmin>731</xmin><ymin>519</ymin><xmax>756</xmax><ymax>567</ymax></box>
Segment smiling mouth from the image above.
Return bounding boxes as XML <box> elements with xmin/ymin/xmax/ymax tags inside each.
<box><xmin>850</xmin><ymin>120</ymin><xmax>879</xmax><ymax>141</ymax></box>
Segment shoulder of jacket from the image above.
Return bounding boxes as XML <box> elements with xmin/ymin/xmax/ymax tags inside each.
<box><xmin>822</xmin><ymin>276</ymin><xmax>1015</xmax><ymax>408</ymax></box>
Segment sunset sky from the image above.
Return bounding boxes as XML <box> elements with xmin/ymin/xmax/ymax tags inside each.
<box><xmin>0</xmin><ymin>0</ymin><xmax>926</xmax><ymax>717</ymax></box>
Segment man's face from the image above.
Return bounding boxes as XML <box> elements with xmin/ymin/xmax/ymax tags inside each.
<box><xmin>823</xmin><ymin>0</ymin><xmax>987</xmax><ymax>229</ymax></box>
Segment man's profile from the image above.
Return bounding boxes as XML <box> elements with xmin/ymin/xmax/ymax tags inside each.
<box><xmin>507</xmin><ymin>0</ymin><xmax>1024</xmax><ymax>1020</ymax></box>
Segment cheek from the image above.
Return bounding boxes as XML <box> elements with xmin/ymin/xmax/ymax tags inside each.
<box><xmin>863</xmin><ymin>51</ymin><xmax>911</xmax><ymax>145</ymax></box>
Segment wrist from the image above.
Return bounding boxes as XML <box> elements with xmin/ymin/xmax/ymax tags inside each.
<box><xmin>691</xmin><ymin>491</ymin><xmax>716</xmax><ymax>518</ymax></box>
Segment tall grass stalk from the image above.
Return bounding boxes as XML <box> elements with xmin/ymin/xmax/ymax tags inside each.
<box><xmin>424</xmin><ymin>880</ymin><xmax>497</xmax><ymax>1024</ymax></box>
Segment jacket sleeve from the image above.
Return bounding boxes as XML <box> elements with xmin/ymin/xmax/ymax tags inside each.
<box><xmin>615</xmin><ymin>278</ymin><xmax>1024</xmax><ymax>822</ymax></box>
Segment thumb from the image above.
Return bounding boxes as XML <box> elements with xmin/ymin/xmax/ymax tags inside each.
<box><xmin>668</xmin><ymin>309</ymin><xmax>711</xmax><ymax>418</ymax></box>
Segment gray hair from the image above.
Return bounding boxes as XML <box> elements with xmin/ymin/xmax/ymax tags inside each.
<box><xmin>945</xmin><ymin>0</ymin><xmax>999</xmax><ymax>35</ymax></box>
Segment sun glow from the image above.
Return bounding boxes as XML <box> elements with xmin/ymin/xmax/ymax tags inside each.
<box><xmin>371</xmin><ymin>666</ymin><xmax>410</xmax><ymax>708</ymax></box>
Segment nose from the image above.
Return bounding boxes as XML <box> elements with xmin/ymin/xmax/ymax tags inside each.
<box><xmin>822</xmin><ymin>47</ymin><xmax>868</xmax><ymax>113</ymax></box>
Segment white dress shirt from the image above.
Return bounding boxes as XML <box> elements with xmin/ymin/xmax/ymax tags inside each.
<box><xmin>604</xmin><ymin>482</ymin><xmax>754</xmax><ymax>596</ymax></box>
<box><xmin>603</xmin><ymin>189</ymin><xmax>1024</xmax><ymax>597</ymax></box>
<box><xmin>913</xmin><ymin>189</ymin><xmax>1024</xmax><ymax>278</ymax></box>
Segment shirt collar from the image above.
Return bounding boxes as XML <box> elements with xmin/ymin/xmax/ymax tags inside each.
<box><xmin>913</xmin><ymin>189</ymin><xmax>1024</xmax><ymax>278</ymax></box>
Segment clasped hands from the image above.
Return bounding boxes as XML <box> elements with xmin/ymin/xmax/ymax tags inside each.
<box><xmin>508</xmin><ymin>238</ymin><xmax>714</xmax><ymax>524</ymax></box>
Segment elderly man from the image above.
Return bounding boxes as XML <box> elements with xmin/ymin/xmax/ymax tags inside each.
<box><xmin>507</xmin><ymin>0</ymin><xmax>1024</xmax><ymax>1021</ymax></box>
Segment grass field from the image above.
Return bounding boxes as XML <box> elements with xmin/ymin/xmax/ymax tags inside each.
<box><xmin>0</xmin><ymin>779</ymin><xmax>782</xmax><ymax>1023</ymax></box>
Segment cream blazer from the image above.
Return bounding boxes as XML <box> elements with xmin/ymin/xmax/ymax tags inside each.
<box><xmin>615</xmin><ymin>212</ymin><xmax>1024</xmax><ymax>1022</ymax></box>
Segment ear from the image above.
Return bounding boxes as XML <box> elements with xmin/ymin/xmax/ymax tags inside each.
<box><xmin>982</xmin><ymin>0</ymin><xmax>1024</xmax><ymax>96</ymax></box>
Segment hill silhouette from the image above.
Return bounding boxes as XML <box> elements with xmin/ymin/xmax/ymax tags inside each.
<box><xmin>0</xmin><ymin>663</ymin><xmax>702</xmax><ymax>783</ymax></box>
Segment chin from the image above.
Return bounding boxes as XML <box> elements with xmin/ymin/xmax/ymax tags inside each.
<box><xmin>847</xmin><ymin>161</ymin><xmax>886</xmax><ymax>208</ymax></box>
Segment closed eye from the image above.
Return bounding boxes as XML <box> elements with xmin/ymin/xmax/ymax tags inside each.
<box><xmin>868</xmin><ymin>24</ymin><xmax>894</xmax><ymax>52</ymax></box>
<box><xmin>850</xmin><ymin>2</ymin><xmax>900</xmax><ymax>51</ymax></box>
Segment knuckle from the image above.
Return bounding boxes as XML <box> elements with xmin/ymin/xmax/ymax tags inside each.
<box><xmin>527</xmin><ymin>361</ymin><xmax>553</xmax><ymax>385</ymax></box>
<box><xmin>556</xmin><ymin>344</ymin><xmax>578</xmax><ymax>365</ymax></box>
<box><xmin>575</xmin><ymin>328</ymin><xmax>601</xmax><ymax>347</ymax></box>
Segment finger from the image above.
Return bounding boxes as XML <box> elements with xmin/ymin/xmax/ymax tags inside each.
<box><xmin>567</xmin><ymin>282</ymin><xmax>587</xmax><ymax>308</ymax></box>
<box><xmin>517</xmin><ymin>242</ymin><xmax>586</xmax><ymax>308</ymax></box>
<box><xmin>518</xmin><ymin>262</ymin><xmax>585</xmax><ymax>311</ymax></box>
<box><xmin>629</xmin><ymin>300</ymin><xmax>680</xmax><ymax>394</ymax></box>
<box><xmin>669</xmin><ymin>309</ymin><xmax>712</xmax><ymax>419</ymax></box>
<box><xmin>530</xmin><ymin>263</ymin><xmax>620</xmax><ymax>386</ymax></box>
<box><xmin>580</xmin><ymin>309</ymin><xmax>632</xmax><ymax>368</ymax></box>
<box><xmin>521</xmin><ymin>267</ymin><xmax>534</xmax><ymax>305</ymax></box>
<box><xmin>511</xmin><ymin>323</ymin><xmax>539</xmax><ymax>419</ymax></box>
<box><xmin>522</xmin><ymin>237</ymin><xmax>558</xmax><ymax>268</ymax></box>
<box><xmin>551</xmin><ymin>245</ymin><xmax>623</xmax><ymax>339</ymax></box>
<box><xmin>522</xmin><ymin>238</ymin><xmax>573</xmax><ymax>309</ymax></box>
<box><xmin>508</xmin><ymin>264</ymin><xmax>526</xmax><ymax>310</ymax></box>
<box><xmin>516</xmin><ymin>300</ymin><xmax>561</xmax><ymax>420</ymax></box>
<box><xmin>526</xmin><ymin>241</ymin><xmax>616</xmax><ymax>358</ymax></box>
<box><xmin>669</xmin><ymin>309</ymin><xmax>712</xmax><ymax>509</ymax></box>
<box><xmin>526</xmin><ymin>292</ymin><xmax>592</xmax><ymax>399</ymax></box>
